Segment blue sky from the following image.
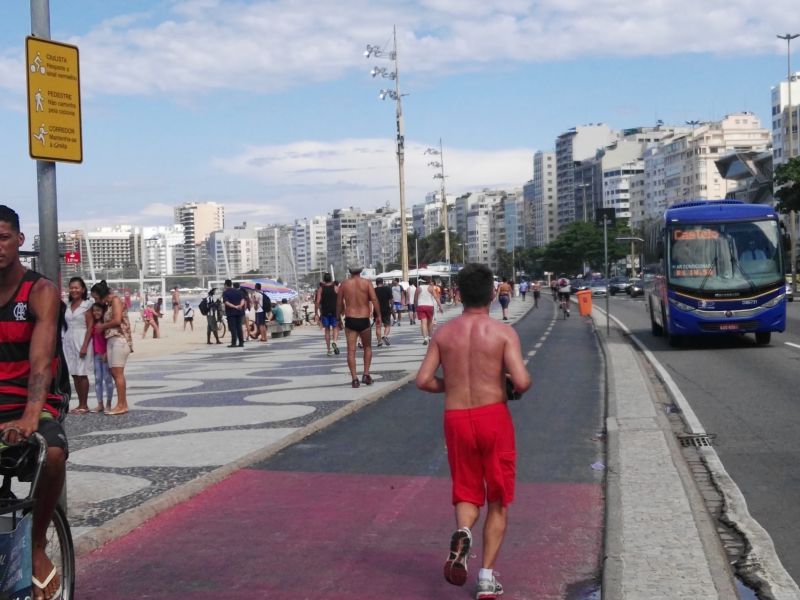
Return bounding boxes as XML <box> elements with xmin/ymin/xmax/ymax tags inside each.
<box><xmin>1</xmin><ymin>0</ymin><xmax>798</xmax><ymax>245</ymax></box>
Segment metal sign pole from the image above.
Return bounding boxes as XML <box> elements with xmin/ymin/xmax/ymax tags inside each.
<box><xmin>31</xmin><ymin>0</ymin><xmax>60</xmax><ymax>284</ymax></box>
<box><xmin>604</xmin><ymin>216</ymin><xmax>610</xmax><ymax>335</ymax></box>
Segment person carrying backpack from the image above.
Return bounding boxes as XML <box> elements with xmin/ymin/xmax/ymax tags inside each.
<box><xmin>204</xmin><ymin>289</ymin><xmax>222</xmax><ymax>345</ymax></box>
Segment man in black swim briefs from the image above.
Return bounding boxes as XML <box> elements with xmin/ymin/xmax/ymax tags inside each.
<box><xmin>337</xmin><ymin>264</ymin><xmax>381</xmax><ymax>388</ymax></box>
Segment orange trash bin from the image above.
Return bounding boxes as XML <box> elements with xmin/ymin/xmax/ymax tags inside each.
<box><xmin>576</xmin><ymin>289</ymin><xmax>592</xmax><ymax>317</ymax></box>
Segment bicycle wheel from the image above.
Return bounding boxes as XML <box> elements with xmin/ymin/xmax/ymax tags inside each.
<box><xmin>44</xmin><ymin>505</ymin><xmax>75</xmax><ymax>600</ymax></box>
<box><xmin>217</xmin><ymin>320</ymin><xmax>227</xmax><ymax>338</ymax></box>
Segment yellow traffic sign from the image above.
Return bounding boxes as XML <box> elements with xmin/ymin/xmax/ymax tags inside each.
<box><xmin>26</xmin><ymin>36</ymin><xmax>82</xmax><ymax>163</ymax></box>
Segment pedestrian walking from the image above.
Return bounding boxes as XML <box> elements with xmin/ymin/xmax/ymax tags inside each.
<box><xmin>390</xmin><ymin>278</ymin><xmax>405</xmax><ymax>326</ymax></box>
<box><xmin>64</xmin><ymin>276</ymin><xmax>93</xmax><ymax>414</ymax></box>
<box><xmin>203</xmin><ymin>289</ymin><xmax>222</xmax><ymax>344</ymax></box>
<box><xmin>415</xmin><ymin>262</ymin><xmax>531</xmax><ymax>599</ymax></box>
<box><xmin>518</xmin><ymin>280</ymin><xmax>528</xmax><ymax>301</ymax></box>
<box><xmin>532</xmin><ymin>280</ymin><xmax>541</xmax><ymax>308</ymax></box>
<box><xmin>497</xmin><ymin>277</ymin><xmax>512</xmax><ymax>321</ymax></box>
<box><xmin>223</xmin><ymin>279</ymin><xmax>246</xmax><ymax>347</ymax></box>
<box><xmin>183</xmin><ymin>301</ymin><xmax>194</xmax><ymax>331</ymax></box>
<box><xmin>90</xmin><ymin>302</ymin><xmax>114</xmax><ymax>413</ymax></box>
<box><xmin>253</xmin><ymin>283</ymin><xmax>268</xmax><ymax>342</ymax></box>
<box><xmin>336</xmin><ymin>264</ymin><xmax>380</xmax><ymax>388</ymax></box>
<box><xmin>406</xmin><ymin>280</ymin><xmax>417</xmax><ymax>325</ymax></box>
<box><xmin>374</xmin><ymin>277</ymin><xmax>393</xmax><ymax>347</ymax></box>
<box><xmin>315</xmin><ymin>273</ymin><xmax>340</xmax><ymax>355</ymax></box>
<box><xmin>414</xmin><ymin>277</ymin><xmax>442</xmax><ymax>345</ymax></box>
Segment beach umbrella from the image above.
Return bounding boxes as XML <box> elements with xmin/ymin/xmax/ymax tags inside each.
<box><xmin>237</xmin><ymin>278</ymin><xmax>298</xmax><ymax>301</ymax></box>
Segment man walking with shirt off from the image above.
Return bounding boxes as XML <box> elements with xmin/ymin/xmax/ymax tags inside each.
<box><xmin>337</xmin><ymin>265</ymin><xmax>380</xmax><ymax>388</ymax></box>
<box><xmin>416</xmin><ymin>263</ymin><xmax>530</xmax><ymax>599</ymax></box>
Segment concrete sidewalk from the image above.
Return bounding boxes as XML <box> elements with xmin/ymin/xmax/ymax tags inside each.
<box><xmin>594</xmin><ymin>305</ymin><xmax>739</xmax><ymax>599</ymax></box>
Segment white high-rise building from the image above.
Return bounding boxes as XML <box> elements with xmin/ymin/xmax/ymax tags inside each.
<box><xmin>530</xmin><ymin>151</ymin><xmax>557</xmax><ymax>246</ymax></box>
<box><xmin>465</xmin><ymin>190</ymin><xmax>505</xmax><ymax>269</ymax></box>
<box><xmin>412</xmin><ymin>192</ymin><xmax>455</xmax><ymax>239</ymax></box>
<box><xmin>209</xmin><ymin>223</ymin><xmax>259</xmax><ymax>280</ymax></box>
<box><xmin>641</xmin><ymin>113</ymin><xmax>770</xmax><ymax>222</ymax></box>
<box><xmin>770</xmin><ymin>72</ymin><xmax>800</xmax><ymax>166</ymax></box>
<box><xmin>258</xmin><ymin>224</ymin><xmax>296</xmax><ymax>285</ymax></box>
<box><xmin>141</xmin><ymin>225</ymin><xmax>186</xmax><ymax>276</ymax></box>
<box><xmin>174</xmin><ymin>202</ymin><xmax>225</xmax><ymax>274</ymax></box>
<box><xmin>293</xmin><ymin>216</ymin><xmax>327</xmax><ymax>278</ymax></box>
<box><xmin>555</xmin><ymin>123</ymin><xmax>618</xmax><ymax>231</ymax></box>
<box><xmin>83</xmin><ymin>226</ymin><xmax>142</xmax><ymax>272</ymax></box>
<box><xmin>327</xmin><ymin>207</ymin><xmax>364</xmax><ymax>274</ymax></box>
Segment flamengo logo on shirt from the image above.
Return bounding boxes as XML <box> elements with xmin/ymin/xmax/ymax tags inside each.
<box><xmin>13</xmin><ymin>302</ymin><xmax>27</xmax><ymax>321</ymax></box>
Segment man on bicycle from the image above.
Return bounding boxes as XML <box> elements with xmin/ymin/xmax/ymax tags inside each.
<box><xmin>557</xmin><ymin>274</ymin><xmax>571</xmax><ymax>317</ymax></box>
<box><xmin>0</xmin><ymin>206</ymin><xmax>69</xmax><ymax>600</ymax></box>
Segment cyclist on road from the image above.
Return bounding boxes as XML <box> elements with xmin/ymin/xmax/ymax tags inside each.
<box><xmin>0</xmin><ymin>205</ymin><xmax>69</xmax><ymax>600</ymax></box>
<box><xmin>557</xmin><ymin>274</ymin><xmax>571</xmax><ymax>317</ymax></box>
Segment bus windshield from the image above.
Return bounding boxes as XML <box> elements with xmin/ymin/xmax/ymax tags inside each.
<box><xmin>668</xmin><ymin>220</ymin><xmax>783</xmax><ymax>291</ymax></box>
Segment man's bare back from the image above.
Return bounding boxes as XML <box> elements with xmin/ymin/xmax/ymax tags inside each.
<box><xmin>338</xmin><ymin>276</ymin><xmax>377</xmax><ymax>319</ymax></box>
<box><xmin>417</xmin><ymin>307</ymin><xmax>530</xmax><ymax>410</ymax></box>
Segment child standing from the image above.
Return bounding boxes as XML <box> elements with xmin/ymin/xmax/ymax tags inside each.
<box><xmin>183</xmin><ymin>301</ymin><xmax>194</xmax><ymax>331</ymax></box>
<box><xmin>91</xmin><ymin>302</ymin><xmax>114</xmax><ymax>413</ymax></box>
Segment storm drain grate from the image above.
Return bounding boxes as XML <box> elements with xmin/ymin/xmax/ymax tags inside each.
<box><xmin>678</xmin><ymin>433</ymin><xmax>717</xmax><ymax>447</ymax></box>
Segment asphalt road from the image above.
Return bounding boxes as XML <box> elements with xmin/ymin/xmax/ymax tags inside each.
<box><xmin>607</xmin><ymin>292</ymin><xmax>800</xmax><ymax>583</ymax></box>
<box><xmin>75</xmin><ymin>299</ymin><xmax>606</xmax><ymax>600</ymax></box>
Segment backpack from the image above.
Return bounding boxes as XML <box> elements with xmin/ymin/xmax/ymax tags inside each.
<box><xmin>198</xmin><ymin>297</ymin><xmax>209</xmax><ymax>316</ymax></box>
<box><xmin>261</xmin><ymin>292</ymin><xmax>272</xmax><ymax>313</ymax></box>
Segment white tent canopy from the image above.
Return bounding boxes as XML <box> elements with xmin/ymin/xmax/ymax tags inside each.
<box><xmin>376</xmin><ymin>268</ymin><xmax>446</xmax><ymax>280</ymax></box>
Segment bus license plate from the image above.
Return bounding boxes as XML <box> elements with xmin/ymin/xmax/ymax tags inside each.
<box><xmin>720</xmin><ymin>323</ymin><xmax>739</xmax><ymax>331</ymax></box>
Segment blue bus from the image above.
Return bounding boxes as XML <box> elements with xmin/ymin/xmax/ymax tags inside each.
<box><xmin>646</xmin><ymin>200</ymin><xmax>788</xmax><ymax>346</ymax></box>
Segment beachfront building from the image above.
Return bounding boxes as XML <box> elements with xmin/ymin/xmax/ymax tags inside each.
<box><xmin>209</xmin><ymin>223</ymin><xmax>259</xmax><ymax>280</ymax></box>
<box><xmin>555</xmin><ymin>123</ymin><xmax>618</xmax><ymax>233</ymax></box>
<box><xmin>326</xmin><ymin>207</ymin><xmax>364</xmax><ymax>277</ymax></box>
<box><xmin>640</xmin><ymin>113</ymin><xmax>771</xmax><ymax>223</ymax></box>
<box><xmin>412</xmin><ymin>192</ymin><xmax>455</xmax><ymax>239</ymax></box>
<box><xmin>174</xmin><ymin>202</ymin><xmax>225</xmax><ymax>275</ymax></box>
<box><xmin>529</xmin><ymin>150</ymin><xmax>557</xmax><ymax>247</ymax></box>
<box><xmin>258</xmin><ymin>224</ymin><xmax>297</xmax><ymax>286</ymax></box>
<box><xmin>141</xmin><ymin>225</ymin><xmax>186</xmax><ymax>276</ymax></box>
<box><xmin>771</xmin><ymin>72</ymin><xmax>800</xmax><ymax>166</ymax></box>
<box><xmin>293</xmin><ymin>216</ymin><xmax>328</xmax><ymax>279</ymax></box>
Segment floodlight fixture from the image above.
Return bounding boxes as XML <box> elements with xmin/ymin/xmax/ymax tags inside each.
<box><xmin>379</xmin><ymin>89</ymin><xmax>398</xmax><ymax>100</ymax></box>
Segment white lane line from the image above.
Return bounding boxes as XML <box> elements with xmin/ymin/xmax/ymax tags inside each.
<box><xmin>523</xmin><ymin>358</ymin><xmax>530</xmax><ymax>366</ymax></box>
<box><xmin>785</xmin><ymin>342</ymin><xmax>800</xmax><ymax>350</ymax></box>
<box><xmin>527</xmin><ymin>350</ymin><xmax>537</xmax><ymax>357</ymax></box>
<box><xmin>534</xmin><ymin>342</ymin><xmax>543</xmax><ymax>349</ymax></box>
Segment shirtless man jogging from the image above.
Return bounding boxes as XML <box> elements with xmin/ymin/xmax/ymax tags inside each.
<box><xmin>416</xmin><ymin>262</ymin><xmax>530</xmax><ymax>599</ymax></box>
<box><xmin>336</xmin><ymin>265</ymin><xmax>381</xmax><ymax>388</ymax></box>
<box><xmin>0</xmin><ymin>206</ymin><xmax>69</xmax><ymax>600</ymax></box>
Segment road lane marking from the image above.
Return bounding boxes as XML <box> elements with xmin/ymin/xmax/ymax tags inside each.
<box><xmin>534</xmin><ymin>342</ymin><xmax>543</xmax><ymax>349</ymax></box>
<box><xmin>527</xmin><ymin>350</ymin><xmax>537</xmax><ymax>357</ymax></box>
<box><xmin>786</xmin><ymin>342</ymin><xmax>800</xmax><ymax>350</ymax></box>
<box><xmin>523</xmin><ymin>359</ymin><xmax>529</xmax><ymax>366</ymax></box>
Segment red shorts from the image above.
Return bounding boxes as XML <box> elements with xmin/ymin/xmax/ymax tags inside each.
<box><xmin>417</xmin><ymin>305</ymin><xmax>434</xmax><ymax>320</ymax></box>
<box><xmin>444</xmin><ymin>402</ymin><xmax>516</xmax><ymax>507</ymax></box>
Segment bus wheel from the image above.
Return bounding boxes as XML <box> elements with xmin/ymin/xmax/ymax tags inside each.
<box><xmin>755</xmin><ymin>332</ymin><xmax>771</xmax><ymax>345</ymax></box>
<box><xmin>663</xmin><ymin>307</ymin><xmax>681</xmax><ymax>347</ymax></box>
<box><xmin>650</xmin><ymin>301</ymin><xmax>662</xmax><ymax>336</ymax></box>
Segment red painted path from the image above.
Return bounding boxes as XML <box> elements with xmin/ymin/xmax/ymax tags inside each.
<box><xmin>76</xmin><ymin>470</ymin><xmax>601</xmax><ymax>599</ymax></box>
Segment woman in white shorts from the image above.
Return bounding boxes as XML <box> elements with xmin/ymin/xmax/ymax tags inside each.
<box><xmin>90</xmin><ymin>280</ymin><xmax>134</xmax><ymax>416</ymax></box>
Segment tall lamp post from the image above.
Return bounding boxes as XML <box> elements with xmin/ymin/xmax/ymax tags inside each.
<box><xmin>424</xmin><ymin>140</ymin><xmax>451</xmax><ymax>270</ymax></box>
<box><xmin>778</xmin><ymin>33</ymin><xmax>799</xmax><ymax>294</ymax></box>
<box><xmin>616</xmin><ymin>236</ymin><xmax>645</xmax><ymax>278</ymax></box>
<box><xmin>366</xmin><ymin>27</ymin><xmax>409</xmax><ymax>282</ymax></box>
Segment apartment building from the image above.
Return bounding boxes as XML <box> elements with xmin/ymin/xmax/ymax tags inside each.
<box><xmin>529</xmin><ymin>151</ymin><xmax>557</xmax><ymax>247</ymax></box>
<box><xmin>209</xmin><ymin>223</ymin><xmax>259</xmax><ymax>280</ymax></box>
<box><xmin>770</xmin><ymin>72</ymin><xmax>800</xmax><ymax>166</ymax></box>
<box><xmin>258</xmin><ymin>224</ymin><xmax>296</xmax><ymax>285</ymax></box>
<box><xmin>555</xmin><ymin>123</ymin><xmax>618</xmax><ymax>232</ymax></box>
<box><xmin>293</xmin><ymin>216</ymin><xmax>327</xmax><ymax>278</ymax></box>
<box><xmin>412</xmin><ymin>192</ymin><xmax>455</xmax><ymax>238</ymax></box>
<box><xmin>82</xmin><ymin>226</ymin><xmax>142</xmax><ymax>271</ymax></box>
<box><xmin>326</xmin><ymin>207</ymin><xmax>365</xmax><ymax>273</ymax></box>
<box><xmin>174</xmin><ymin>202</ymin><xmax>224</xmax><ymax>274</ymax></box>
<box><xmin>141</xmin><ymin>225</ymin><xmax>186</xmax><ymax>276</ymax></box>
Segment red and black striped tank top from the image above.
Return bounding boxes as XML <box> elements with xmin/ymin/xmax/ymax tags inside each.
<box><xmin>0</xmin><ymin>269</ymin><xmax>69</xmax><ymax>419</ymax></box>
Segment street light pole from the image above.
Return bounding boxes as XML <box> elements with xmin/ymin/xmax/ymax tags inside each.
<box><xmin>367</xmin><ymin>26</ymin><xmax>409</xmax><ymax>282</ymax></box>
<box><xmin>778</xmin><ymin>33</ymin><xmax>799</xmax><ymax>294</ymax></box>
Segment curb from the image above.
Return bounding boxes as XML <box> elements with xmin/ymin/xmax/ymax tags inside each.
<box><xmin>75</xmin><ymin>298</ymin><xmax>535</xmax><ymax>558</ymax></box>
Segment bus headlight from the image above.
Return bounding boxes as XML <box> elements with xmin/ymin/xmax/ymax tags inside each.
<box><xmin>762</xmin><ymin>294</ymin><xmax>785</xmax><ymax>309</ymax></box>
<box><xmin>668</xmin><ymin>298</ymin><xmax>695</xmax><ymax>312</ymax></box>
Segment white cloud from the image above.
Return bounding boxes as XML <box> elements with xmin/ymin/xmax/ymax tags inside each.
<box><xmin>212</xmin><ymin>137</ymin><xmax>533</xmax><ymax>217</ymax></box>
<box><xmin>2</xmin><ymin>0</ymin><xmax>796</xmax><ymax>98</ymax></box>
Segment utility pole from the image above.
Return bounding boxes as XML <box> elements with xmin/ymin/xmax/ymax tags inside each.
<box><xmin>31</xmin><ymin>0</ymin><xmax>59</xmax><ymax>284</ymax></box>
<box><xmin>778</xmin><ymin>33</ymin><xmax>799</xmax><ymax>294</ymax></box>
